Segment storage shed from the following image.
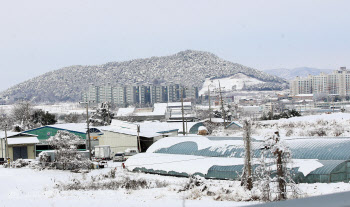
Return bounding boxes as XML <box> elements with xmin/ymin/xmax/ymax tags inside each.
<box><xmin>0</xmin><ymin>132</ymin><xmax>39</xmax><ymax>161</ymax></box>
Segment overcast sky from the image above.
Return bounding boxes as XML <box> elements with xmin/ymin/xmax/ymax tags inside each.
<box><xmin>1</xmin><ymin>0</ymin><xmax>349</xmax><ymax>91</ymax></box>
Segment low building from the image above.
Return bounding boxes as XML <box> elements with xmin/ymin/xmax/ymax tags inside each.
<box><xmin>97</xmin><ymin>120</ymin><xmax>179</xmax><ymax>154</ymax></box>
<box><xmin>116</xmin><ymin>103</ymin><xmax>168</xmax><ymax>121</ymax></box>
<box><xmin>22</xmin><ymin>123</ymin><xmax>103</xmax><ymax>156</ymax></box>
<box><xmin>0</xmin><ymin>132</ymin><xmax>39</xmax><ymax>161</ymax></box>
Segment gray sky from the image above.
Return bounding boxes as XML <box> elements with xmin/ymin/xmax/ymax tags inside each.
<box><xmin>1</xmin><ymin>0</ymin><xmax>349</xmax><ymax>91</ymax></box>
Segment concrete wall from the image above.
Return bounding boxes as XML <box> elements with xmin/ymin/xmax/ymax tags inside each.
<box><xmin>99</xmin><ymin>131</ymin><xmax>138</xmax><ymax>155</ymax></box>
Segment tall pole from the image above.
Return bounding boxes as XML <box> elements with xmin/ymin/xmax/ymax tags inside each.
<box><xmin>181</xmin><ymin>88</ymin><xmax>185</xmax><ymax>136</ymax></box>
<box><xmin>1</xmin><ymin>136</ymin><xmax>3</xmax><ymax>158</ymax></box>
<box><xmin>137</xmin><ymin>125</ymin><xmax>141</xmax><ymax>153</ymax></box>
<box><xmin>208</xmin><ymin>86</ymin><xmax>211</xmax><ymax>122</ymax></box>
<box><xmin>84</xmin><ymin>103</ymin><xmax>92</xmax><ymax>161</ymax></box>
<box><xmin>218</xmin><ymin>81</ymin><xmax>226</xmax><ymax>127</ymax></box>
<box><xmin>5</xmin><ymin>124</ymin><xmax>9</xmax><ymax>165</ymax></box>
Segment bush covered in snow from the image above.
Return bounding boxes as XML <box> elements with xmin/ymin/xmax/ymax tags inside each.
<box><xmin>55</xmin><ymin>169</ymin><xmax>169</xmax><ymax>191</ymax></box>
<box><xmin>40</xmin><ymin>130</ymin><xmax>92</xmax><ymax>170</ymax></box>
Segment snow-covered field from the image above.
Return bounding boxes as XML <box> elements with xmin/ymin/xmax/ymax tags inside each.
<box><xmin>0</xmin><ymin>103</ymin><xmax>86</xmax><ymax>115</ymax></box>
<box><xmin>1</xmin><ymin>161</ymin><xmax>350</xmax><ymax>207</ymax></box>
<box><xmin>215</xmin><ymin>112</ymin><xmax>350</xmax><ymax>140</ymax></box>
<box><xmin>0</xmin><ymin>162</ymin><xmax>254</xmax><ymax>207</ymax></box>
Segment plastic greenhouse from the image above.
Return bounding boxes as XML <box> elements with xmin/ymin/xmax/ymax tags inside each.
<box><xmin>125</xmin><ymin>136</ymin><xmax>350</xmax><ymax>183</ymax></box>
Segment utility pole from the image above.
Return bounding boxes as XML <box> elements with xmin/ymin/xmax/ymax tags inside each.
<box><xmin>181</xmin><ymin>87</ymin><xmax>186</xmax><ymax>136</ymax></box>
<box><xmin>208</xmin><ymin>85</ymin><xmax>211</xmax><ymax>122</ymax></box>
<box><xmin>137</xmin><ymin>125</ymin><xmax>141</xmax><ymax>153</ymax></box>
<box><xmin>80</xmin><ymin>101</ymin><xmax>92</xmax><ymax>160</ymax></box>
<box><xmin>242</xmin><ymin>120</ymin><xmax>252</xmax><ymax>190</ymax></box>
<box><xmin>5</xmin><ymin>124</ymin><xmax>9</xmax><ymax>166</ymax></box>
<box><xmin>218</xmin><ymin>81</ymin><xmax>226</xmax><ymax>127</ymax></box>
<box><xmin>1</xmin><ymin>135</ymin><xmax>3</xmax><ymax>159</ymax></box>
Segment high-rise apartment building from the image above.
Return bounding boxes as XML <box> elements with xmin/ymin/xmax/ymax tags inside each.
<box><xmin>112</xmin><ymin>85</ymin><xmax>125</xmax><ymax>106</ymax></box>
<box><xmin>290</xmin><ymin>67</ymin><xmax>350</xmax><ymax>96</ymax></box>
<box><xmin>82</xmin><ymin>83</ymin><xmax>199</xmax><ymax>106</ymax></box>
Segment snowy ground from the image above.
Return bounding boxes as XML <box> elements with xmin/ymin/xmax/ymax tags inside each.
<box><xmin>1</xmin><ymin>161</ymin><xmax>350</xmax><ymax>207</ymax></box>
<box><xmin>0</xmin><ymin>162</ymin><xmax>254</xmax><ymax>207</ymax></box>
<box><xmin>214</xmin><ymin>112</ymin><xmax>350</xmax><ymax>140</ymax></box>
<box><xmin>0</xmin><ymin>103</ymin><xmax>86</xmax><ymax>115</ymax></box>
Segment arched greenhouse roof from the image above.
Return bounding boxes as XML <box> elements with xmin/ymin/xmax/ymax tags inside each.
<box><xmin>150</xmin><ymin>137</ymin><xmax>350</xmax><ymax>160</ymax></box>
<box><xmin>308</xmin><ymin>160</ymin><xmax>347</xmax><ymax>175</ymax></box>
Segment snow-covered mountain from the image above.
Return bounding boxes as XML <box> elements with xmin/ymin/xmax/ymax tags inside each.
<box><xmin>0</xmin><ymin>50</ymin><xmax>287</xmax><ymax>103</ymax></box>
<box><xmin>264</xmin><ymin>67</ymin><xmax>333</xmax><ymax>80</ymax></box>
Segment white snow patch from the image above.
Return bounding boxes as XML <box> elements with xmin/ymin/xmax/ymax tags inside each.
<box><xmin>292</xmin><ymin>159</ymin><xmax>324</xmax><ymax>176</ymax></box>
<box><xmin>199</xmin><ymin>73</ymin><xmax>264</xmax><ymax>95</ymax></box>
<box><xmin>146</xmin><ymin>136</ymin><xmax>244</xmax><ymax>153</ymax></box>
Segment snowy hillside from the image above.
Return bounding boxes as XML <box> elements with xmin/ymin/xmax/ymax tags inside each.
<box><xmin>0</xmin><ymin>50</ymin><xmax>287</xmax><ymax>103</ymax></box>
<box><xmin>199</xmin><ymin>73</ymin><xmax>264</xmax><ymax>95</ymax></box>
<box><xmin>265</xmin><ymin>67</ymin><xmax>333</xmax><ymax>80</ymax></box>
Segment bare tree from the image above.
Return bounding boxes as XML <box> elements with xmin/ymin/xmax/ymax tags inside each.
<box><xmin>11</xmin><ymin>101</ymin><xmax>34</xmax><ymax>130</ymax></box>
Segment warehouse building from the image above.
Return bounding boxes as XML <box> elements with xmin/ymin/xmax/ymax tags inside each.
<box><xmin>97</xmin><ymin>120</ymin><xmax>179</xmax><ymax>154</ymax></box>
<box><xmin>125</xmin><ymin>137</ymin><xmax>350</xmax><ymax>183</ymax></box>
<box><xmin>22</xmin><ymin>123</ymin><xmax>103</xmax><ymax>156</ymax></box>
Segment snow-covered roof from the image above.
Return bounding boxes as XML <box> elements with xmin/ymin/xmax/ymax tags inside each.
<box><xmin>295</xmin><ymin>94</ymin><xmax>314</xmax><ymax>97</ymax></box>
<box><xmin>98</xmin><ymin>125</ymin><xmax>161</xmax><ymax>138</ymax></box>
<box><xmin>167</xmin><ymin>102</ymin><xmax>192</xmax><ymax>107</ymax></box>
<box><xmin>7</xmin><ymin>137</ymin><xmax>40</xmax><ymax>145</ymax></box>
<box><xmin>125</xmin><ymin>153</ymin><xmax>322</xmax><ymax>176</ymax></box>
<box><xmin>98</xmin><ymin>120</ymin><xmax>180</xmax><ymax>137</ymax></box>
<box><xmin>148</xmin><ymin>136</ymin><xmax>350</xmax><ymax>161</ymax></box>
<box><xmin>0</xmin><ymin>132</ymin><xmax>37</xmax><ymax>139</ymax></box>
<box><xmin>116</xmin><ymin>104</ymin><xmax>168</xmax><ymax>117</ymax></box>
<box><xmin>125</xmin><ymin>136</ymin><xmax>350</xmax><ymax>177</ymax></box>
<box><xmin>116</xmin><ymin>107</ymin><xmax>135</xmax><ymax>117</ymax></box>
<box><xmin>226</xmin><ymin>121</ymin><xmax>243</xmax><ymax>128</ymax></box>
<box><xmin>135</xmin><ymin>103</ymin><xmax>167</xmax><ymax>116</ymax></box>
<box><xmin>0</xmin><ymin>131</ymin><xmax>22</xmax><ymax>139</ymax></box>
<box><xmin>281</xmin><ymin>99</ymin><xmax>290</xmax><ymax>102</ymax></box>
<box><xmin>203</xmin><ymin>118</ymin><xmax>228</xmax><ymax>123</ymax></box>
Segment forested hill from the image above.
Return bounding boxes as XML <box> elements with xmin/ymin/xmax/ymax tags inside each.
<box><xmin>0</xmin><ymin>50</ymin><xmax>287</xmax><ymax>103</ymax></box>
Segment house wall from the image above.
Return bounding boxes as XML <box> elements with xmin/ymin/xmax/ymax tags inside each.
<box><xmin>8</xmin><ymin>144</ymin><xmax>36</xmax><ymax>161</ymax></box>
<box><xmin>99</xmin><ymin>131</ymin><xmax>138</xmax><ymax>154</ymax></box>
<box><xmin>0</xmin><ymin>139</ymin><xmax>4</xmax><ymax>158</ymax></box>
